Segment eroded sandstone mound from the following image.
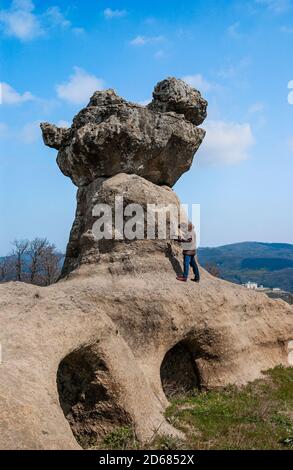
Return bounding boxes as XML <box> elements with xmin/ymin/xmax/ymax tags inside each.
<box><xmin>1</xmin><ymin>262</ymin><xmax>292</xmax><ymax>450</ymax></box>
<box><xmin>0</xmin><ymin>78</ymin><xmax>292</xmax><ymax>450</ymax></box>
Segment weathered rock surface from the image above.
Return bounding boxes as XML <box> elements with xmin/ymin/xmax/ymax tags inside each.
<box><xmin>40</xmin><ymin>122</ymin><xmax>69</xmax><ymax>150</ymax></box>
<box><xmin>61</xmin><ymin>173</ymin><xmax>182</xmax><ymax>277</ymax></box>
<box><xmin>40</xmin><ymin>78</ymin><xmax>207</xmax><ymax>187</ymax></box>
<box><xmin>148</xmin><ymin>77</ymin><xmax>207</xmax><ymax>125</ymax></box>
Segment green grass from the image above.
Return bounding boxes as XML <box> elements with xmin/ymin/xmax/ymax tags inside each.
<box><xmin>102</xmin><ymin>426</ymin><xmax>136</xmax><ymax>450</ymax></box>
<box><xmin>165</xmin><ymin>366</ymin><xmax>293</xmax><ymax>450</ymax></box>
<box><xmin>91</xmin><ymin>426</ymin><xmax>139</xmax><ymax>450</ymax></box>
<box><xmin>91</xmin><ymin>367</ymin><xmax>293</xmax><ymax>450</ymax></box>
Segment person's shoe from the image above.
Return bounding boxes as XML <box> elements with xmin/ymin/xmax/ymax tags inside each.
<box><xmin>176</xmin><ymin>275</ymin><xmax>187</xmax><ymax>282</ymax></box>
<box><xmin>191</xmin><ymin>278</ymin><xmax>200</xmax><ymax>283</ymax></box>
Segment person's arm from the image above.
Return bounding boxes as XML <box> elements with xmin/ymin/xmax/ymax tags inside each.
<box><xmin>173</xmin><ymin>226</ymin><xmax>192</xmax><ymax>243</ymax></box>
<box><xmin>173</xmin><ymin>235</ymin><xmax>192</xmax><ymax>243</ymax></box>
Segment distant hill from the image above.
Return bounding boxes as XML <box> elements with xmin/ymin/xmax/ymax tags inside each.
<box><xmin>2</xmin><ymin>241</ymin><xmax>293</xmax><ymax>293</ymax></box>
<box><xmin>198</xmin><ymin>242</ymin><xmax>293</xmax><ymax>293</ymax></box>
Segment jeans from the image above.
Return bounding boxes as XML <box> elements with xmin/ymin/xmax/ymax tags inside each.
<box><xmin>183</xmin><ymin>255</ymin><xmax>200</xmax><ymax>280</ymax></box>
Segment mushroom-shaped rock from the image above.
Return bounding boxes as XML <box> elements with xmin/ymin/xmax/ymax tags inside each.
<box><xmin>40</xmin><ymin>78</ymin><xmax>207</xmax><ymax>187</ymax></box>
<box><xmin>1</xmin><ymin>78</ymin><xmax>293</xmax><ymax>452</ymax></box>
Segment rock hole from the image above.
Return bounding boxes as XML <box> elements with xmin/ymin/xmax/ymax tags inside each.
<box><xmin>160</xmin><ymin>340</ymin><xmax>201</xmax><ymax>399</ymax></box>
<box><xmin>57</xmin><ymin>345</ymin><xmax>132</xmax><ymax>449</ymax></box>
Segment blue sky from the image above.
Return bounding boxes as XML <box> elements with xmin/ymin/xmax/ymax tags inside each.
<box><xmin>0</xmin><ymin>0</ymin><xmax>293</xmax><ymax>255</ymax></box>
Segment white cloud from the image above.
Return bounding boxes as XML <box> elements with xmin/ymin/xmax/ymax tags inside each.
<box><xmin>182</xmin><ymin>74</ymin><xmax>214</xmax><ymax>93</ymax></box>
<box><xmin>199</xmin><ymin>120</ymin><xmax>254</xmax><ymax>165</ymax></box>
<box><xmin>255</xmin><ymin>0</ymin><xmax>291</xmax><ymax>13</ymax></box>
<box><xmin>248</xmin><ymin>102</ymin><xmax>267</xmax><ymax>127</ymax></box>
<box><xmin>0</xmin><ymin>82</ymin><xmax>34</xmax><ymax>104</ymax></box>
<box><xmin>0</xmin><ymin>0</ymin><xmax>43</xmax><ymax>40</ymax></box>
<box><xmin>1</xmin><ymin>119</ymin><xmax>68</xmax><ymax>145</ymax></box>
<box><xmin>1</xmin><ymin>120</ymin><xmax>41</xmax><ymax>144</ymax></box>
<box><xmin>218</xmin><ymin>57</ymin><xmax>251</xmax><ymax>79</ymax></box>
<box><xmin>44</xmin><ymin>6</ymin><xmax>71</xmax><ymax>29</ymax></box>
<box><xmin>249</xmin><ymin>102</ymin><xmax>266</xmax><ymax>113</ymax></box>
<box><xmin>130</xmin><ymin>35</ymin><xmax>147</xmax><ymax>45</ymax></box>
<box><xmin>56</xmin><ymin>67</ymin><xmax>105</xmax><ymax>104</ymax></box>
<box><xmin>21</xmin><ymin>120</ymin><xmax>41</xmax><ymax>143</ymax></box>
<box><xmin>104</xmin><ymin>8</ymin><xmax>127</xmax><ymax>19</ymax></box>
<box><xmin>227</xmin><ymin>22</ymin><xmax>241</xmax><ymax>38</ymax></box>
<box><xmin>0</xmin><ymin>1</ymin><xmax>83</xmax><ymax>41</ymax></box>
<box><xmin>130</xmin><ymin>35</ymin><xmax>165</xmax><ymax>46</ymax></box>
<box><xmin>56</xmin><ymin>120</ymin><xmax>70</xmax><ymax>129</ymax></box>
<box><xmin>288</xmin><ymin>80</ymin><xmax>293</xmax><ymax>104</ymax></box>
<box><xmin>72</xmin><ymin>27</ymin><xmax>85</xmax><ymax>35</ymax></box>
<box><xmin>43</xmin><ymin>6</ymin><xmax>84</xmax><ymax>34</ymax></box>
<box><xmin>13</xmin><ymin>0</ymin><xmax>34</xmax><ymax>7</ymax></box>
<box><xmin>0</xmin><ymin>122</ymin><xmax>9</xmax><ymax>139</ymax></box>
<box><xmin>154</xmin><ymin>49</ymin><xmax>167</xmax><ymax>60</ymax></box>
<box><xmin>0</xmin><ymin>120</ymin><xmax>38</xmax><ymax>143</ymax></box>
<box><xmin>137</xmin><ymin>99</ymin><xmax>151</xmax><ymax>106</ymax></box>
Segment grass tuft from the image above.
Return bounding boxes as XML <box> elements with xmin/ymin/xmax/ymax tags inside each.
<box><xmin>102</xmin><ymin>426</ymin><xmax>137</xmax><ymax>450</ymax></box>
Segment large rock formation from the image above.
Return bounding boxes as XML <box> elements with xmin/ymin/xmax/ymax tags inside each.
<box><xmin>0</xmin><ymin>78</ymin><xmax>292</xmax><ymax>450</ymax></box>
<box><xmin>40</xmin><ymin>78</ymin><xmax>207</xmax><ymax>187</ymax></box>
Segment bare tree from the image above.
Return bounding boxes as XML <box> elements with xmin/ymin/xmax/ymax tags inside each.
<box><xmin>0</xmin><ymin>257</ymin><xmax>15</xmax><ymax>282</ymax></box>
<box><xmin>40</xmin><ymin>244</ymin><xmax>63</xmax><ymax>285</ymax></box>
<box><xmin>28</xmin><ymin>238</ymin><xmax>49</xmax><ymax>283</ymax></box>
<box><xmin>11</xmin><ymin>240</ymin><xmax>29</xmax><ymax>281</ymax></box>
<box><xmin>0</xmin><ymin>259</ymin><xmax>6</xmax><ymax>282</ymax></box>
<box><xmin>2</xmin><ymin>238</ymin><xmax>63</xmax><ymax>285</ymax></box>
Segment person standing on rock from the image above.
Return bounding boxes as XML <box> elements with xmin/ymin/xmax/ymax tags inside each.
<box><xmin>175</xmin><ymin>222</ymin><xmax>200</xmax><ymax>283</ymax></box>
